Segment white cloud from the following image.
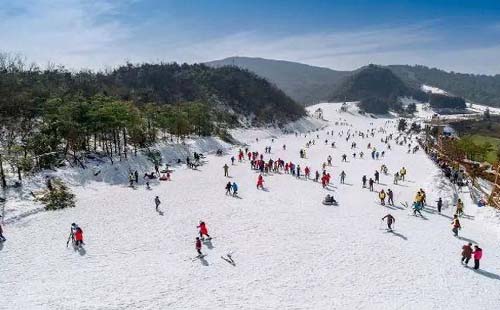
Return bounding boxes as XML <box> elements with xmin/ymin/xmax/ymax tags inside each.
<box><xmin>1</xmin><ymin>1</ymin><xmax>499</xmax><ymax>74</ymax></box>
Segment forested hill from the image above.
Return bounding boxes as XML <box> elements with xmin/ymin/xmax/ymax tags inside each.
<box><xmin>0</xmin><ymin>61</ymin><xmax>305</xmax><ymax>125</ymax></box>
<box><xmin>388</xmin><ymin>65</ymin><xmax>500</xmax><ymax>107</ymax></box>
<box><xmin>0</xmin><ymin>59</ymin><xmax>306</xmax><ymax>172</ymax></box>
<box><xmin>206</xmin><ymin>56</ymin><xmax>351</xmax><ymax>105</ymax></box>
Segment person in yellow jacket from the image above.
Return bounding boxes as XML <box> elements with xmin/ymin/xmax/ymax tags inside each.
<box><xmin>415</xmin><ymin>191</ymin><xmax>423</xmax><ymax>208</ymax></box>
<box><xmin>379</xmin><ymin>189</ymin><xmax>387</xmax><ymax>205</ymax></box>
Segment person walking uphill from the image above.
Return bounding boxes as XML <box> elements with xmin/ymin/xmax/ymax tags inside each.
<box><xmin>461</xmin><ymin>243</ymin><xmax>473</xmax><ymax>266</ymax></box>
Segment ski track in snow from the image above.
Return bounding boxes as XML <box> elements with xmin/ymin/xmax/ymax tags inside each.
<box><xmin>1</xmin><ymin>103</ymin><xmax>500</xmax><ymax>310</ymax></box>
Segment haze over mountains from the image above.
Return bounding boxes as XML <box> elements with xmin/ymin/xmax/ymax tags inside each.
<box><xmin>207</xmin><ymin>57</ymin><xmax>500</xmax><ymax>107</ymax></box>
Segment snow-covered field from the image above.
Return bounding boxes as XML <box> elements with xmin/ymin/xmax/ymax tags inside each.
<box><xmin>1</xmin><ymin>103</ymin><xmax>499</xmax><ymax>309</ymax></box>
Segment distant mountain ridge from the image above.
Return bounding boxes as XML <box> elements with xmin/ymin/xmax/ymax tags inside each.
<box><xmin>206</xmin><ymin>57</ymin><xmax>500</xmax><ymax>108</ymax></box>
<box><xmin>206</xmin><ymin>57</ymin><xmax>350</xmax><ymax>105</ymax></box>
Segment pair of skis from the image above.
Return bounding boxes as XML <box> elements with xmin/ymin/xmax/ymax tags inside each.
<box><xmin>221</xmin><ymin>253</ymin><xmax>235</xmax><ymax>266</ymax></box>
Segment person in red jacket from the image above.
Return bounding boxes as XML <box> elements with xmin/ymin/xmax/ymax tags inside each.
<box><xmin>461</xmin><ymin>243</ymin><xmax>472</xmax><ymax>266</ymax></box>
<box><xmin>304</xmin><ymin>166</ymin><xmax>310</xmax><ymax>179</ymax></box>
<box><xmin>197</xmin><ymin>221</ymin><xmax>211</xmax><ymax>240</ymax></box>
<box><xmin>257</xmin><ymin>174</ymin><xmax>264</xmax><ymax>189</ymax></box>
<box><xmin>74</xmin><ymin>227</ymin><xmax>84</xmax><ymax>247</ymax></box>
<box><xmin>472</xmin><ymin>245</ymin><xmax>483</xmax><ymax>270</ymax></box>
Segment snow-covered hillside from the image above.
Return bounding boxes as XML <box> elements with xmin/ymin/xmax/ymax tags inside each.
<box><xmin>1</xmin><ymin>103</ymin><xmax>499</xmax><ymax>309</ymax></box>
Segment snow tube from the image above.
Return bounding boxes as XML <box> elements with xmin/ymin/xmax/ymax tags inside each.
<box><xmin>322</xmin><ymin>200</ymin><xmax>338</xmax><ymax>206</ymax></box>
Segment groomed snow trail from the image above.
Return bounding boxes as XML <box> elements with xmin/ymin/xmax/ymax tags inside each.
<box><xmin>1</xmin><ymin>103</ymin><xmax>499</xmax><ymax>310</ymax></box>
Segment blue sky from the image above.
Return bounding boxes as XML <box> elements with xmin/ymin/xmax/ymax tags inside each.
<box><xmin>1</xmin><ymin>0</ymin><xmax>500</xmax><ymax>74</ymax></box>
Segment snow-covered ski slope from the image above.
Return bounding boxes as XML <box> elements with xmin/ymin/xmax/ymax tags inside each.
<box><xmin>2</xmin><ymin>103</ymin><xmax>500</xmax><ymax>310</ymax></box>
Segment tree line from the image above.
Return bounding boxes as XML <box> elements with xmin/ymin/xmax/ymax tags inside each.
<box><xmin>0</xmin><ymin>54</ymin><xmax>305</xmax><ymax>185</ymax></box>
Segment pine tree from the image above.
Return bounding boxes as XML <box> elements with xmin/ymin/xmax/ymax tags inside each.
<box><xmin>38</xmin><ymin>179</ymin><xmax>76</xmax><ymax>210</ymax></box>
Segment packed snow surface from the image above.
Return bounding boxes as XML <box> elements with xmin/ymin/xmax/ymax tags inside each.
<box><xmin>1</xmin><ymin>103</ymin><xmax>499</xmax><ymax>309</ymax></box>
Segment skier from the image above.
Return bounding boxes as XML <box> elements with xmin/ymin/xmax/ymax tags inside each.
<box><xmin>400</xmin><ymin>167</ymin><xmax>407</xmax><ymax>181</ymax></box>
<box><xmin>232</xmin><ymin>182</ymin><xmax>238</xmax><ymax>196</ymax></box>
<box><xmin>315</xmin><ymin>170</ymin><xmax>320</xmax><ymax>182</ymax></box>
<box><xmin>67</xmin><ymin>223</ymin><xmax>78</xmax><ymax>247</ymax></box>
<box><xmin>362</xmin><ymin>175</ymin><xmax>367</xmax><ymax>188</ymax></box>
<box><xmin>436</xmin><ymin>197</ymin><xmax>443</xmax><ymax>213</ymax></box>
<box><xmin>393</xmin><ymin>172</ymin><xmax>399</xmax><ymax>185</ymax></box>
<box><xmin>0</xmin><ymin>219</ymin><xmax>6</xmax><ymax>242</ymax></box>
<box><xmin>74</xmin><ymin>226</ymin><xmax>84</xmax><ymax>247</ymax></box>
<box><xmin>455</xmin><ymin>199</ymin><xmax>464</xmax><ymax>217</ymax></box>
<box><xmin>225</xmin><ymin>182</ymin><xmax>232</xmax><ymax>195</ymax></box>
<box><xmin>154</xmin><ymin>196</ymin><xmax>161</xmax><ymax>211</ymax></box>
<box><xmin>461</xmin><ymin>242</ymin><xmax>473</xmax><ymax>266</ymax></box>
<box><xmin>340</xmin><ymin>171</ymin><xmax>346</xmax><ymax>184</ymax></box>
<box><xmin>381</xmin><ymin>214</ymin><xmax>395</xmax><ymax>231</ymax></box>
<box><xmin>451</xmin><ymin>215</ymin><xmax>461</xmax><ymax>237</ymax></box>
<box><xmin>231</xmin><ymin>156</ymin><xmax>235</xmax><ymax>165</ymax></box>
<box><xmin>374</xmin><ymin>170</ymin><xmax>380</xmax><ymax>184</ymax></box>
<box><xmin>369</xmin><ymin>178</ymin><xmax>374</xmax><ymax>191</ymax></box>
<box><xmin>413</xmin><ymin>201</ymin><xmax>423</xmax><ymax>217</ymax></box>
<box><xmin>379</xmin><ymin>190</ymin><xmax>386</xmax><ymax>205</ymax></box>
<box><xmin>257</xmin><ymin>174</ymin><xmax>264</xmax><ymax>189</ymax></box>
<box><xmin>387</xmin><ymin>189</ymin><xmax>394</xmax><ymax>205</ymax></box>
<box><xmin>198</xmin><ymin>221</ymin><xmax>211</xmax><ymax>240</ymax></box>
<box><xmin>223</xmin><ymin>164</ymin><xmax>229</xmax><ymax>177</ymax></box>
<box><xmin>472</xmin><ymin>245</ymin><xmax>483</xmax><ymax>270</ymax></box>
<box><xmin>195</xmin><ymin>237</ymin><xmax>203</xmax><ymax>256</ymax></box>
<box><xmin>341</xmin><ymin>154</ymin><xmax>347</xmax><ymax>162</ymax></box>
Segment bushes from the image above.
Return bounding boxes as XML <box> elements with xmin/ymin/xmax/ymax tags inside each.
<box><xmin>37</xmin><ymin>179</ymin><xmax>76</xmax><ymax>210</ymax></box>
